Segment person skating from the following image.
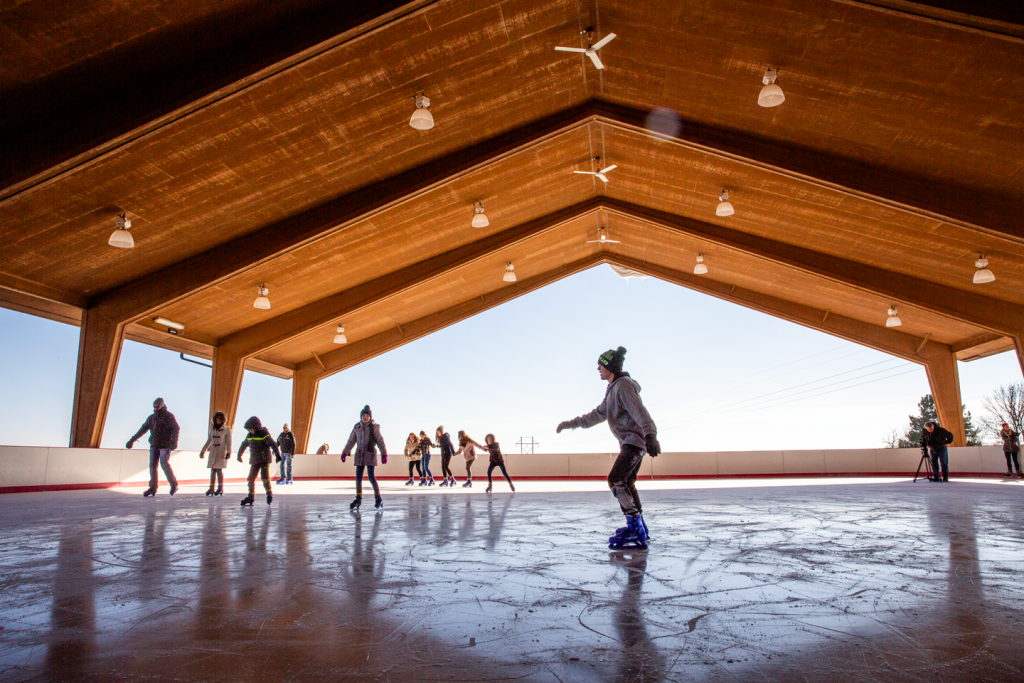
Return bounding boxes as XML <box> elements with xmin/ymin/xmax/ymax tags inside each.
<box><xmin>418</xmin><ymin>430</ymin><xmax>436</xmax><ymax>486</ymax></box>
<box><xmin>127</xmin><ymin>397</ymin><xmax>180</xmax><ymax>497</ymax></box>
<box><xmin>341</xmin><ymin>405</ymin><xmax>387</xmax><ymax>510</ymax></box>
<box><xmin>1000</xmin><ymin>422</ymin><xmax>1021</xmax><ymax>478</ymax></box>
<box><xmin>920</xmin><ymin>421</ymin><xmax>954</xmax><ymax>482</ymax></box>
<box><xmin>557</xmin><ymin>347</ymin><xmax>660</xmax><ymax>550</ymax></box>
<box><xmin>276</xmin><ymin>423</ymin><xmax>296</xmax><ymax>485</ymax></box>
<box><xmin>237</xmin><ymin>416</ymin><xmax>280</xmax><ymax>506</ymax></box>
<box><xmin>436</xmin><ymin>426</ymin><xmax>457</xmax><ymax>486</ymax></box>
<box><xmin>198</xmin><ymin>411</ymin><xmax>231</xmax><ymax>496</ymax></box>
<box><xmin>456</xmin><ymin>430</ymin><xmax>480</xmax><ymax>487</ymax></box>
<box><xmin>481</xmin><ymin>434</ymin><xmax>515</xmax><ymax>493</ymax></box>
<box><xmin>404</xmin><ymin>433</ymin><xmax>423</xmax><ymax>485</ymax></box>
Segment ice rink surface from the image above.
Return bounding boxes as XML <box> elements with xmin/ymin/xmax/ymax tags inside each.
<box><xmin>1</xmin><ymin>478</ymin><xmax>1023</xmax><ymax>682</ymax></box>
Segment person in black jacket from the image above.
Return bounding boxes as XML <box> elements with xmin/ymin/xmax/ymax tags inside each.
<box><xmin>436</xmin><ymin>426</ymin><xmax>457</xmax><ymax>487</ymax></box>
<box><xmin>276</xmin><ymin>423</ymin><xmax>296</xmax><ymax>485</ymax></box>
<box><xmin>920</xmin><ymin>421</ymin><xmax>954</xmax><ymax>482</ymax></box>
<box><xmin>127</xmin><ymin>397</ymin><xmax>180</xmax><ymax>497</ymax></box>
<box><xmin>237</xmin><ymin>416</ymin><xmax>281</xmax><ymax>506</ymax></box>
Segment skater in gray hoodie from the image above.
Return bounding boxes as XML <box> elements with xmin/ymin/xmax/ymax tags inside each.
<box><xmin>557</xmin><ymin>347</ymin><xmax>660</xmax><ymax>549</ymax></box>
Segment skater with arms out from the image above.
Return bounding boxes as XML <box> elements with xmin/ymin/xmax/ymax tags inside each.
<box><xmin>557</xmin><ymin>347</ymin><xmax>660</xmax><ymax>550</ymax></box>
<box><xmin>341</xmin><ymin>405</ymin><xmax>387</xmax><ymax>510</ymax></box>
<box><xmin>237</xmin><ymin>416</ymin><xmax>280</xmax><ymax>506</ymax></box>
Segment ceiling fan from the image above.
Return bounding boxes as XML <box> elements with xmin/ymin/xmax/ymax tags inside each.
<box><xmin>586</xmin><ymin>227</ymin><xmax>620</xmax><ymax>244</ymax></box>
<box><xmin>574</xmin><ymin>157</ymin><xmax>617</xmax><ymax>183</ymax></box>
<box><xmin>555</xmin><ymin>29</ymin><xmax>617</xmax><ymax>70</ymax></box>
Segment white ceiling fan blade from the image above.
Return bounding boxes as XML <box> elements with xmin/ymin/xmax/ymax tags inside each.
<box><xmin>599</xmin><ymin>164</ymin><xmax>617</xmax><ymax>174</ymax></box>
<box><xmin>591</xmin><ymin>33</ymin><xmax>617</xmax><ymax>50</ymax></box>
<box><xmin>586</xmin><ymin>239</ymin><xmax>601</xmax><ymax>243</ymax></box>
<box><xmin>606</xmin><ymin>239</ymin><xmax>620</xmax><ymax>243</ymax></box>
<box><xmin>574</xmin><ymin>170</ymin><xmax>597</xmax><ymax>175</ymax></box>
<box><xmin>555</xmin><ymin>46</ymin><xmax>587</xmax><ymax>53</ymax></box>
<box><xmin>587</xmin><ymin>50</ymin><xmax>604</xmax><ymax>69</ymax></box>
<box><xmin>596</xmin><ymin>173</ymin><xmax>609</xmax><ymax>182</ymax></box>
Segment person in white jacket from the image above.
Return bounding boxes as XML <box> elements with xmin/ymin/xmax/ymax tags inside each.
<box><xmin>557</xmin><ymin>347</ymin><xmax>660</xmax><ymax>550</ymax></box>
<box><xmin>199</xmin><ymin>411</ymin><xmax>231</xmax><ymax>496</ymax></box>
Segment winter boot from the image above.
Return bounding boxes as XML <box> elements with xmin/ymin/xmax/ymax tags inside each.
<box><xmin>214</xmin><ymin>486</ymin><xmax>223</xmax><ymax>496</ymax></box>
<box><xmin>142</xmin><ymin>488</ymin><xmax>156</xmax><ymax>497</ymax></box>
<box><xmin>240</xmin><ymin>494</ymin><xmax>255</xmax><ymax>507</ymax></box>
<box><xmin>205</xmin><ymin>487</ymin><xmax>215</xmax><ymax>496</ymax></box>
<box><xmin>169</xmin><ymin>483</ymin><xmax>178</xmax><ymax>496</ymax></box>
<box><xmin>405</xmin><ymin>477</ymin><xmax>414</xmax><ymax>486</ymax></box>
<box><xmin>374</xmin><ymin>495</ymin><xmax>384</xmax><ymax>510</ymax></box>
<box><xmin>350</xmin><ymin>495</ymin><xmax>362</xmax><ymax>510</ymax></box>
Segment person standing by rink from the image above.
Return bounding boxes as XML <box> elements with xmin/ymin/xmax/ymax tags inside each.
<box><xmin>418</xmin><ymin>430</ymin><xmax>436</xmax><ymax>486</ymax></box>
<box><xmin>199</xmin><ymin>411</ymin><xmax>231</xmax><ymax>496</ymax></box>
<box><xmin>999</xmin><ymin>422</ymin><xmax>1021</xmax><ymax>478</ymax></box>
<box><xmin>921</xmin><ymin>421</ymin><xmax>954</xmax><ymax>483</ymax></box>
<box><xmin>127</xmin><ymin>397</ymin><xmax>180</xmax><ymax>497</ymax></box>
<box><xmin>481</xmin><ymin>434</ymin><xmax>515</xmax><ymax>493</ymax></box>
<box><xmin>557</xmin><ymin>347</ymin><xmax>660</xmax><ymax>550</ymax></box>
<box><xmin>276</xmin><ymin>423</ymin><xmax>296</xmax><ymax>485</ymax></box>
<box><xmin>237</xmin><ymin>416</ymin><xmax>280</xmax><ymax>506</ymax></box>
<box><xmin>436</xmin><ymin>426</ymin><xmax>457</xmax><ymax>487</ymax></box>
<box><xmin>341</xmin><ymin>405</ymin><xmax>387</xmax><ymax>510</ymax></box>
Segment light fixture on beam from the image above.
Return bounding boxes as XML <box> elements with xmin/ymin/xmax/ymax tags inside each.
<box><xmin>108</xmin><ymin>213</ymin><xmax>134</xmax><ymax>248</ymax></box>
<box><xmin>973</xmin><ymin>254</ymin><xmax>995</xmax><ymax>284</ymax></box>
<box><xmin>154</xmin><ymin>317</ymin><xmax>184</xmax><ymax>335</ymax></box>
<box><xmin>886</xmin><ymin>305</ymin><xmax>902</xmax><ymax>327</ymax></box>
<box><xmin>472</xmin><ymin>202</ymin><xmax>489</xmax><ymax>228</ymax></box>
<box><xmin>693</xmin><ymin>253</ymin><xmax>708</xmax><ymax>275</ymax></box>
<box><xmin>333</xmin><ymin>325</ymin><xmax>347</xmax><ymax>344</ymax></box>
<box><xmin>758</xmin><ymin>67</ymin><xmax>785</xmax><ymax>108</ymax></box>
<box><xmin>253</xmin><ymin>284</ymin><xmax>271</xmax><ymax>310</ymax></box>
<box><xmin>409</xmin><ymin>93</ymin><xmax>434</xmax><ymax>130</ymax></box>
<box><xmin>503</xmin><ymin>262</ymin><xmax>517</xmax><ymax>283</ymax></box>
<box><xmin>716</xmin><ymin>189</ymin><xmax>734</xmax><ymax>217</ymax></box>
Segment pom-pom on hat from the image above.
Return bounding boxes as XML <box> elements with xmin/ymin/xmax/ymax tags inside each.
<box><xmin>360</xmin><ymin>405</ymin><xmax>372</xmax><ymax>418</ymax></box>
<box><xmin>598</xmin><ymin>346</ymin><xmax>627</xmax><ymax>374</ymax></box>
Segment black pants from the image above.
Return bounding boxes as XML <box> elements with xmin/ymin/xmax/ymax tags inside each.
<box><xmin>487</xmin><ymin>462</ymin><xmax>513</xmax><ymax>487</ymax></box>
<box><xmin>441</xmin><ymin>455</ymin><xmax>454</xmax><ymax>478</ymax></box>
<box><xmin>608</xmin><ymin>444</ymin><xmax>645</xmax><ymax>516</ymax></box>
<box><xmin>1005</xmin><ymin>451</ymin><xmax>1021</xmax><ymax>473</ymax></box>
<box><xmin>247</xmin><ymin>463</ymin><xmax>271</xmax><ymax>494</ymax></box>
<box><xmin>408</xmin><ymin>460</ymin><xmax>422</xmax><ymax>477</ymax></box>
<box><xmin>355</xmin><ymin>465</ymin><xmax>380</xmax><ymax>496</ymax></box>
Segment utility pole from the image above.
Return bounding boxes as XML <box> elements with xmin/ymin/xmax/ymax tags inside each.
<box><xmin>516</xmin><ymin>437</ymin><xmax>539</xmax><ymax>454</ymax></box>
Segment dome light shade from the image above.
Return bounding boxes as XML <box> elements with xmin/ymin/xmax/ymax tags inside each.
<box><xmin>503</xmin><ymin>262</ymin><xmax>517</xmax><ymax>283</ymax></box>
<box><xmin>409</xmin><ymin>93</ymin><xmax>434</xmax><ymax>130</ymax></box>
<box><xmin>694</xmin><ymin>253</ymin><xmax>708</xmax><ymax>275</ymax></box>
<box><xmin>253</xmin><ymin>284</ymin><xmax>271</xmax><ymax>310</ymax></box>
<box><xmin>758</xmin><ymin>68</ymin><xmax>785</xmax><ymax>108</ymax></box>
<box><xmin>886</xmin><ymin>305</ymin><xmax>902</xmax><ymax>327</ymax></box>
<box><xmin>472</xmin><ymin>202</ymin><xmax>489</xmax><ymax>228</ymax></box>
<box><xmin>333</xmin><ymin>325</ymin><xmax>347</xmax><ymax>344</ymax></box>
<box><xmin>108</xmin><ymin>214</ymin><xmax>134</xmax><ymax>248</ymax></box>
<box><xmin>716</xmin><ymin>189</ymin><xmax>734</xmax><ymax>217</ymax></box>
<box><xmin>973</xmin><ymin>255</ymin><xmax>995</xmax><ymax>284</ymax></box>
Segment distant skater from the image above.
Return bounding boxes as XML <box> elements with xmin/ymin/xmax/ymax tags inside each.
<box><xmin>277</xmin><ymin>423</ymin><xmax>295</xmax><ymax>485</ymax></box>
<box><xmin>199</xmin><ymin>410</ymin><xmax>231</xmax><ymax>496</ymax></box>
<box><xmin>237</xmin><ymin>416</ymin><xmax>280</xmax><ymax>506</ymax></box>
<box><xmin>419</xmin><ymin>430</ymin><xmax>436</xmax><ymax>486</ymax></box>
<box><xmin>456</xmin><ymin>430</ymin><xmax>480</xmax><ymax>487</ymax></box>
<box><xmin>436</xmin><ymin>426</ymin><xmax>457</xmax><ymax>487</ymax></box>
<box><xmin>482</xmin><ymin>434</ymin><xmax>515</xmax><ymax>494</ymax></box>
<box><xmin>316</xmin><ymin>443</ymin><xmax>330</xmax><ymax>455</ymax></box>
<box><xmin>557</xmin><ymin>347</ymin><xmax>660</xmax><ymax>550</ymax></box>
<box><xmin>404</xmin><ymin>433</ymin><xmax>423</xmax><ymax>485</ymax></box>
<box><xmin>1000</xmin><ymin>422</ymin><xmax>1021</xmax><ymax>478</ymax></box>
<box><xmin>341</xmin><ymin>405</ymin><xmax>387</xmax><ymax>510</ymax></box>
<box><xmin>127</xmin><ymin>397</ymin><xmax>180</xmax><ymax>497</ymax></box>
<box><xmin>921</xmin><ymin>421</ymin><xmax>954</xmax><ymax>483</ymax></box>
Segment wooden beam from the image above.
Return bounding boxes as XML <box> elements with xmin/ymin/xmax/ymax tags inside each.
<box><xmin>291</xmin><ymin>366</ymin><xmax>320</xmax><ymax>455</ymax></box>
<box><xmin>916</xmin><ymin>333</ymin><xmax>932</xmax><ymax>355</ymax></box>
<box><xmin>0</xmin><ymin>286</ymin><xmax>82</xmax><ymax>326</ymax></box>
<box><xmin>210</xmin><ymin>347</ymin><xmax>246</xmax><ymax>430</ymax></box>
<box><xmin>70</xmin><ymin>310</ymin><xmax>124</xmax><ymax>448</ymax></box>
<box><xmin>922</xmin><ymin>349</ymin><xmax>968</xmax><ymax>447</ymax></box>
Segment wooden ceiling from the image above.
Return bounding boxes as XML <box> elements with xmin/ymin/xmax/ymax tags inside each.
<box><xmin>2</xmin><ymin>0</ymin><xmax>1023</xmax><ymax>382</ymax></box>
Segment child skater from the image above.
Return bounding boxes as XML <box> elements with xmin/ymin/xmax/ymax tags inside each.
<box><xmin>456</xmin><ymin>430</ymin><xmax>479</xmax><ymax>487</ymax></box>
<box><xmin>341</xmin><ymin>405</ymin><xmax>387</xmax><ymax>510</ymax></box>
<box><xmin>481</xmin><ymin>434</ymin><xmax>515</xmax><ymax>494</ymax></box>
<box><xmin>404</xmin><ymin>433</ymin><xmax>423</xmax><ymax>485</ymax></box>
<box><xmin>418</xmin><ymin>430</ymin><xmax>436</xmax><ymax>486</ymax></box>
<box><xmin>436</xmin><ymin>426</ymin><xmax>457</xmax><ymax>487</ymax></box>
<box><xmin>557</xmin><ymin>346</ymin><xmax>660</xmax><ymax>550</ymax></box>
<box><xmin>237</xmin><ymin>416</ymin><xmax>280</xmax><ymax>506</ymax></box>
<box><xmin>198</xmin><ymin>410</ymin><xmax>231</xmax><ymax>496</ymax></box>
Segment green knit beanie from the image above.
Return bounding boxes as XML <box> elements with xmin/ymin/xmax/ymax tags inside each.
<box><xmin>598</xmin><ymin>346</ymin><xmax>626</xmax><ymax>374</ymax></box>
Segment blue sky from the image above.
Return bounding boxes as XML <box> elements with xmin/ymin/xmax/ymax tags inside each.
<box><xmin>1</xmin><ymin>265</ymin><xmax>1020</xmax><ymax>452</ymax></box>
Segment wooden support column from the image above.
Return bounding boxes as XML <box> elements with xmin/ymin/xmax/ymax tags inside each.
<box><xmin>1014</xmin><ymin>331</ymin><xmax>1024</xmax><ymax>380</ymax></box>
<box><xmin>70</xmin><ymin>309</ymin><xmax>125</xmax><ymax>448</ymax></box>
<box><xmin>210</xmin><ymin>347</ymin><xmax>246</xmax><ymax>429</ymax></box>
<box><xmin>291</xmin><ymin>366</ymin><xmax>320</xmax><ymax>455</ymax></box>
<box><xmin>922</xmin><ymin>348</ymin><xmax>967</xmax><ymax>446</ymax></box>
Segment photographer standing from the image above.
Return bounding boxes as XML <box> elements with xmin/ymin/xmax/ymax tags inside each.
<box><xmin>920</xmin><ymin>421</ymin><xmax>954</xmax><ymax>482</ymax></box>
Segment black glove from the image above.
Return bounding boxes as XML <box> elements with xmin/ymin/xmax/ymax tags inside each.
<box><xmin>125</xmin><ymin>440</ymin><xmax>134</xmax><ymax>449</ymax></box>
<box><xmin>645</xmin><ymin>434</ymin><xmax>661</xmax><ymax>457</ymax></box>
<box><xmin>275</xmin><ymin>454</ymin><xmax>281</xmax><ymax>463</ymax></box>
<box><xmin>556</xmin><ymin>421</ymin><xmax>572</xmax><ymax>434</ymax></box>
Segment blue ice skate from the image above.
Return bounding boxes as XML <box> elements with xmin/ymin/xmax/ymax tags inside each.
<box><xmin>615</xmin><ymin>514</ymin><xmax>651</xmax><ymax>541</ymax></box>
<box><xmin>608</xmin><ymin>515</ymin><xmax>648</xmax><ymax>550</ymax></box>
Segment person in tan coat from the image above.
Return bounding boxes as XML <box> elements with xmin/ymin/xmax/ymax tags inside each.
<box><xmin>199</xmin><ymin>411</ymin><xmax>231</xmax><ymax>496</ymax></box>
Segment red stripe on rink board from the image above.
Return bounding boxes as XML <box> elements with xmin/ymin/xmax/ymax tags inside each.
<box><xmin>0</xmin><ymin>472</ymin><xmax>1006</xmax><ymax>494</ymax></box>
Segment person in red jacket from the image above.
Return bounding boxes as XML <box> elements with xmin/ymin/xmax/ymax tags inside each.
<box><xmin>127</xmin><ymin>397</ymin><xmax>180</xmax><ymax>497</ymax></box>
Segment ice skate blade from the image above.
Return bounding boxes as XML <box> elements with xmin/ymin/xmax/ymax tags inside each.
<box><xmin>608</xmin><ymin>539</ymin><xmax>648</xmax><ymax>550</ymax></box>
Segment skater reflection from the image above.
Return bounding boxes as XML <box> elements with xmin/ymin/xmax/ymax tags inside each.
<box><xmin>196</xmin><ymin>505</ymin><xmax>230</xmax><ymax>641</ymax></box>
<box><xmin>609</xmin><ymin>551</ymin><xmax>665</xmax><ymax>683</ymax></box>
<box><xmin>139</xmin><ymin>507</ymin><xmax>173</xmax><ymax>600</ymax></box>
<box><xmin>47</xmin><ymin>523</ymin><xmax>95</xmax><ymax>681</ymax></box>
<box><xmin>238</xmin><ymin>506</ymin><xmax>272</xmax><ymax>603</ymax></box>
<box><xmin>485</xmin><ymin>494</ymin><xmax>514</xmax><ymax>551</ymax></box>
<box><xmin>457</xmin><ymin>496</ymin><xmax>476</xmax><ymax>542</ymax></box>
<box><xmin>341</xmin><ymin>511</ymin><xmax>385</xmax><ymax>629</ymax></box>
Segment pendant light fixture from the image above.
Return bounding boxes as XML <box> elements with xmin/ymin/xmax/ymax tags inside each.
<box><xmin>693</xmin><ymin>253</ymin><xmax>708</xmax><ymax>275</ymax></box>
<box><xmin>503</xmin><ymin>262</ymin><xmax>517</xmax><ymax>283</ymax></box>
<box><xmin>409</xmin><ymin>93</ymin><xmax>434</xmax><ymax>130</ymax></box>
<box><xmin>973</xmin><ymin>254</ymin><xmax>995</xmax><ymax>284</ymax></box>
<box><xmin>253</xmin><ymin>284</ymin><xmax>271</xmax><ymax>310</ymax></box>
<box><xmin>716</xmin><ymin>189</ymin><xmax>734</xmax><ymax>217</ymax></box>
<box><xmin>758</xmin><ymin>67</ymin><xmax>785</xmax><ymax>108</ymax></box>
<box><xmin>108</xmin><ymin>213</ymin><xmax>134</xmax><ymax>248</ymax></box>
<box><xmin>472</xmin><ymin>202</ymin><xmax>489</xmax><ymax>228</ymax></box>
<box><xmin>885</xmin><ymin>305</ymin><xmax>902</xmax><ymax>327</ymax></box>
<box><xmin>333</xmin><ymin>325</ymin><xmax>347</xmax><ymax>344</ymax></box>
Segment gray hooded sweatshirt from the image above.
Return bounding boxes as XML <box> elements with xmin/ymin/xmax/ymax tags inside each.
<box><xmin>341</xmin><ymin>420</ymin><xmax>388</xmax><ymax>467</ymax></box>
<box><xmin>565</xmin><ymin>373</ymin><xmax>657</xmax><ymax>450</ymax></box>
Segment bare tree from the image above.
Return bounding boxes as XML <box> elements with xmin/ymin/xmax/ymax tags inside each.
<box><xmin>881</xmin><ymin>427</ymin><xmax>902</xmax><ymax>449</ymax></box>
<box><xmin>980</xmin><ymin>382</ymin><xmax>1024</xmax><ymax>441</ymax></box>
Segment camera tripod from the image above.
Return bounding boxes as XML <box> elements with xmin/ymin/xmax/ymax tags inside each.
<box><xmin>913</xmin><ymin>452</ymin><xmax>934</xmax><ymax>482</ymax></box>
